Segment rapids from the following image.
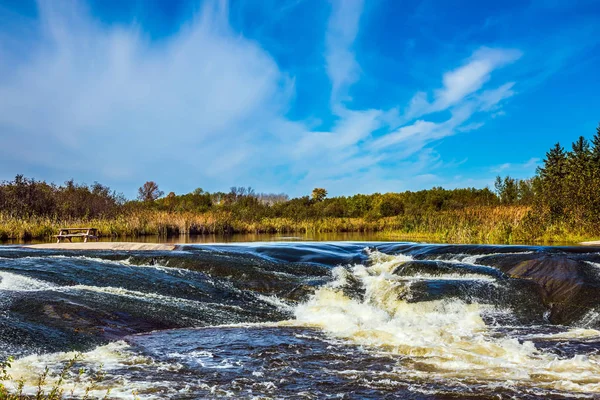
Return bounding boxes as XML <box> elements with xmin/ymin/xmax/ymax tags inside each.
<box><xmin>1</xmin><ymin>242</ymin><xmax>600</xmax><ymax>398</ymax></box>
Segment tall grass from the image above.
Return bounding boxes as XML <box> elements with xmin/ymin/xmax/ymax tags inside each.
<box><xmin>0</xmin><ymin>354</ymin><xmax>114</xmax><ymax>400</ymax></box>
<box><xmin>0</xmin><ymin>206</ymin><xmax>594</xmax><ymax>244</ymax></box>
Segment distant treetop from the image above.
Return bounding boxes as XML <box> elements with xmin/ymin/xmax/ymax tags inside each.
<box><xmin>311</xmin><ymin>188</ymin><xmax>327</xmax><ymax>202</ymax></box>
<box><xmin>138</xmin><ymin>181</ymin><xmax>164</xmax><ymax>202</ymax></box>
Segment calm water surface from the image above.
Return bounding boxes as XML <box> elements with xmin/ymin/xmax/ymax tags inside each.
<box><xmin>3</xmin><ymin>232</ymin><xmax>421</xmax><ymax>245</ymax></box>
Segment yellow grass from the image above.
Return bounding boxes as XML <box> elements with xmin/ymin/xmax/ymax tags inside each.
<box><xmin>0</xmin><ymin>206</ymin><xmax>594</xmax><ymax>244</ymax></box>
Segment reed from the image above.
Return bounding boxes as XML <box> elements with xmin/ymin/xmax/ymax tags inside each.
<box><xmin>0</xmin><ymin>354</ymin><xmax>113</xmax><ymax>400</ymax></box>
<box><xmin>1</xmin><ymin>206</ymin><xmax>595</xmax><ymax>244</ymax></box>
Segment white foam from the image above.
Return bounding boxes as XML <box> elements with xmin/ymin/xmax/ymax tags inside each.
<box><xmin>586</xmin><ymin>261</ymin><xmax>600</xmax><ymax>269</ymax></box>
<box><xmin>442</xmin><ymin>251</ymin><xmax>535</xmax><ymax>266</ymax></box>
<box><xmin>524</xmin><ymin>328</ymin><xmax>600</xmax><ymax>340</ymax></box>
<box><xmin>2</xmin><ymin>254</ymin><xmax>194</xmax><ymax>277</ymax></box>
<box><xmin>577</xmin><ymin>309</ymin><xmax>600</xmax><ymax>329</ymax></box>
<box><xmin>585</xmin><ymin>262</ymin><xmax>600</xmax><ymax>281</ymax></box>
<box><xmin>57</xmin><ymin>284</ymin><xmax>244</xmax><ymax>312</ymax></box>
<box><xmin>0</xmin><ymin>271</ymin><xmax>56</xmax><ymax>292</ymax></box>
<box><xmin>1</xmin><ymin>255</ymin><xmax>126</xmax><ymax>265</ymax></box>
<box><xmin>164</xmin><ymin>350</ymin><xmax>235</xmax><ymax>369</ymax></box>
<box><xmin>3</xmin><ymin>341</ymin><xmax>182</xmax><ymax>399</ymax></box>
<box><xmin>255</xmin><ymin>294</ymin><xmax>295</xmax><ymax>312</ymax></box>
<box><xmin>395</xmin><ymin>273</ymin><xmax>497</xmax><ymax>282</ymax></box>
<box><xmin>63</xmin><ymin>285</ymin><xmax>201</xmax><ymax>306</ymax></box>
<box><xmin>290</xmin><ymin>250</ymin><xmax>600</xmax><ymax>393</ymax></box>
<box><xmin>0</xmin><ymin>255</ymin><xmax>150</xmax><ymax>283</ymax></box>
<box><xmin>0</xmin><ymin>271</ymin><xmax>240</xmax><ymax>313</ymax></box>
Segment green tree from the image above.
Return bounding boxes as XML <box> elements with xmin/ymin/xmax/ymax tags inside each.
<box><xmin>311</xmin><ymin>188</ymin><xmax>327</xmax><ymax>202</ymax></box>
<box><xmin>590</xmin><ymin>123</ymin><xmax>600</xmax><ymax>221</ymax></box>
<box><xmin>592</xmin><ymin>123</ymin><xmax>600</xmax><ymax>165</ymax></box>
<box><xmin>517</xmin><ymin>178</ymin><xmax>535</xmax><ymax>204</ymax></box>
<box><xmin>565</xmin><ymin>136</ymin><xmax>592</xmax><ymax>222</ymax></box>
<box><xmin>164</xmin><ymin>192</ymin><xmax>176</xmax><ymax>211</ymax></box>
<box><xmin>536</xmin><ymin>143</ymin><xmax>567</xmax><ymax>219</ymax></box>
<box><xmin>494</xmin><ymin>176</ymin><xmax>519</xmax><ymax>205</ymax></box>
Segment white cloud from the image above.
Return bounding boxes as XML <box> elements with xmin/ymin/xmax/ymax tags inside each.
<box><xmin>400</xmin><ymin>47</ymin><xmax>521</xmax><ymax>122</ymax></box>
<box><xmin>325</xmin><ymin>0</ymin><xmax>364</xmax><ymax>103</ymax></box>
<box><xmin>317</xmin><ymin>3</ymin><xmax>523</xmax><ymax>186</ymax></box>
<box><xmin>478</xmin><ymin>82</ymin><xmax>516</xmax><ymax>111</ymax></box>
<box><xmin>371</xmin><ymin>120</ymin><xmax>438</xmax><ymax>150</ymax></box>
<box><xmin>457</xmin><ymin>122</ymin><xmax>485</xmax><ymax>132</ymax></box>
<box><xmin>294</xmin><ymin>108</ymin><xmax>383</xmax><ymax>156</ymax></box>
<box><xmin>491</xmin><ymin>157</ymin><xmax>540</xmax><ymax>174</ymax></box>
<box><xmin>0</xmin><ymin>0</ymin><xmax>527</xmax><ymax>197</ymax></box>
<box><xmin>368</xmin><ymin>48</ymin><xmax>522</xmax><ymax>161</ymax></box>
<box><xmin>0</xmin><ymin>0</ymin><xmax>295</xmax><ymax>195</ymax></box>
<box><xmin>492</xmin><ymin>163</ymin><xmax>512</xmax><ymax>173</ymax></box>
<box><xmin>403</xmin><ymin>91</ymin><xmax>430</xmax><ymax>121</ymax></box>
<box><xmin>432</xmin><ymin>47</ymin><xmax>521</xmax><ymax>111</ymax></box>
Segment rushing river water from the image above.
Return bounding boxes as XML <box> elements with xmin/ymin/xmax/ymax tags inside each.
<box><xmin>1</xmin><ymin>242</ymin><xmax>600</xmax><ymax>399</ymax></box>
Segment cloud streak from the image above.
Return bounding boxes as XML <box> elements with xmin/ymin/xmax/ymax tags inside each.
<box><xmin>0</xmin><ymin>1</ymin><xmax>295</xmax><ymax>194</ymax></box>
<box><xmin>325</xmin><ymin>0</ymin><xmax>364</xmax><ymax>104</ymax></box>
<box><xmin>0</xmin><ymin>0</ymin><xmax>531</xmax><ymax>197</ymax></box>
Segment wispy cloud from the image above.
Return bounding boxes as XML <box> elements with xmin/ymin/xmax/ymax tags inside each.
<box><xmin>291</xmin><ymin>42</ymin><xmax>522</xmax><ymax>192</ymax></box>
<box><xmin>0</xmin><ymin>1</ymin><xmax>295</xmax><ymax>194</ymax></box>
<box><xmin>491</xmin><ymin>158</ymin><xmax>540</xmax><ymax>174</ymax></box>
<box><xmin>369</xmin><ymin>47</ymin><xmax>522</xmax><ymax>162</ymax></box>
<box><xmin>432</xmin><ymin>48</ymin><xmax>521</xmax><ymax>111</ymax></box>
<box><xmin>403</xmin><ymin>48</ymin><xmax>521</xmax><ymax>120</ymax></box>
<box><xmin>325</xmin><ymin>0</ymin><xmax>364</xmax><ymax>104</ymax></box>
<box><xmin>0</xmin><ymin>0</ymin><xmax>546</xmax><ymax>196</ymax></box>
<box><xmin>312</xmin><ymin>1</ymin><xmax>523</xmax><ymax>192</ymax></box>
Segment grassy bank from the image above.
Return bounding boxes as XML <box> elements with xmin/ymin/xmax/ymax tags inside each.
<box><xmin>1</xmin><ymin>206</ymin><xmax>594</xmax><ymax>244</ymax></box>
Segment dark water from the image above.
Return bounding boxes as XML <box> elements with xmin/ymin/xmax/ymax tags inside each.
<box><xmin>1</xmin><ymin>242</ymin><xmax>600</xmax><ymax>398</ymax></box>
<box><xmin>1</xmin><ymin>232</ymin><xmax>409</xmax><ymax>245</ymax></box>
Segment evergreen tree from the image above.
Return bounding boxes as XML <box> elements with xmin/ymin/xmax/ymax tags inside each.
<box><xmin>536</xmin><ymin>143</ymin><xmax>567</xmax><ymax>219</ymax></box>
<box><xmin>565</xmin><ymin>136</ymin><xmax>592</xmax><ymax>222</ymax></box>
<box><xmin>589</xmin><ymin>123</ymin><xmax>600</xmax><ymax>222</ymax></box>
<box><xmin>494</xmin><ymin>176</ymin><xmax>504</xmax><ymax>199</ymax></box>
<box><xmin>592</xmin><ymin>123</ymin><xmax>600</xmax><ymax>165</ymax></box>
<box><xmin>517</xmin><ymin>179</ymin><xmax>535</xmax><ymax>204</ymax></box>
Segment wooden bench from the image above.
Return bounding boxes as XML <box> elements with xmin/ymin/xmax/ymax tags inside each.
<box><xmin>54</xmin><ymin>228</ymin><xmax>99</xmax><ymax>243</ymax></box>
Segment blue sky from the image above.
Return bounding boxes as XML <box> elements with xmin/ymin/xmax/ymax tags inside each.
<box><xmin>0</xmin><ymin>0</ymin><xmax>599</xmax><ymax>198</ymax></box>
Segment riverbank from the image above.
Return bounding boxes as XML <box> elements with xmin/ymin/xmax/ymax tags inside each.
<box><xmin>23</xmin><ymin>242</ymin><xmax>178</xmax><ymax>251</ymax></box>
<box><xmin>1</xmin><ymin>206</ymin><xmax>597</xmax><ymax>245</ymax></box>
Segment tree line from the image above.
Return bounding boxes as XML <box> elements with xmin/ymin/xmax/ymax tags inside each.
<box><xmin>1</xmin><ymin>122</ymin><xmax>599</xmax><ymax>236</ymax></box>
<box><xmin>0</xmin><ymin>176</ymin><xmax>124</xmax><ymax>220</ymax></box>
<box><xmin>492</xmin><ymin>123</ymin><xmax>600</xmax><ymax>230</ymax></box>
<box><xmin>0</xmin><ymin>178</ymin><xmax>498</xmax><ymax>222</ymax></box>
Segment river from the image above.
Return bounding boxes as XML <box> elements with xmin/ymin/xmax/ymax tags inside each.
<box><xmin>1</xmin><ymin>242</ymin><xmax>600</xmax><ymax>398</ymax></box>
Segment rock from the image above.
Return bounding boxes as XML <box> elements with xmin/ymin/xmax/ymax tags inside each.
<box><xmin>483</xmin><ymin>254</ymin><xmax>600</xmax><ymax>325</ymax></box>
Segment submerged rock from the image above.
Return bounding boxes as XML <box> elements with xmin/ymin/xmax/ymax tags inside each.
<box><xmin>482</xmin><ymin>254</ymin><xmax>600</xmax><ymax>325</ymax></box>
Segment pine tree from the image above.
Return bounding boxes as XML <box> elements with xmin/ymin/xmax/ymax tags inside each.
<box><xmin>538</xmin><ymin>143</ymin><xmax>567</xmax><ymax>184</ymax></box>
<box><xmin>537</xmin><ymin>143</ymin><xmax>567</xmax><ymax>219</ymax></box>
<box><xmin>565</xmin><ymin>136</ymin><xmax>592</xmax><ymax>222</ymax></box>
<box><xmin>589</xmin><ymin>123</ymin><xmax>600</xmax><ymax>223</ymax></box>
<box><xmin>517</xmin><ymin>178</ymin><xmax>535</xmax><ymax>204</ymax></box>
<box><xmin>494</xmin><ymin>176</ymin><xmax>504</xmax><ymax>198</ymax></box>
<box><xmin>592</xmin><ymin>123</ymin><xmax>600</xmax><ymax>165</ymax></box>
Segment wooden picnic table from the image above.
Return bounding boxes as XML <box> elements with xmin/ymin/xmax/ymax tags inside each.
<box><xmin>54</xmin><ymin>227</ymin><xmax>99</xmax><ymax>243</ymax></box>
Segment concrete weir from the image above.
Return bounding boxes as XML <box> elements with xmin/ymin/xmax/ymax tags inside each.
<box><xmin>23</xmin><ymin>242</ymin><xmax>178</xmax><ymax>251</ymax></box>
